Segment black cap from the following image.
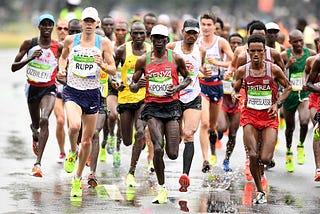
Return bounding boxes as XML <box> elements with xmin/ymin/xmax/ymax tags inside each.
<box><xmin>183</xmin><ymin>18</ymin><xmax>200</xmax><ymax>33</ymax></box>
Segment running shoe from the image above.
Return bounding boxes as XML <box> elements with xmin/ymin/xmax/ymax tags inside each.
<box><xmin>209</xmin><ymin>155</ymin><xmax>217</xmax><ymax>167</ymax></box>
<box><xmin>57</xmin><ymin>153</ymin><xmax>66</xmax><ymax>164</ymax></box>
<box><xmin>87</xmin><ymin>173</ymin><xmax>98</xmax><ymax>188</ymax></box>
<box><xmin>152</xmin><ymin>186</ymin><xmax>168</xmax><ymax>204</ymax></box>
<box><xmin>265</xmin><ymin>159</ymin><xmax>275</xmax><ymax>170</ymax></box>
<box><xmin>32</xmin><ymin>164</ymin><xmax>43</xmax><ymax>177</ymax></box>
<box><xmin>297</xmin><ymin>142</ymin><xmax>305</xmax><ymax>165</ymax></box>
<box><xmin>223</xmin><ymin>159</ymin><xmax>232</xmax><ymax>172</ymax></box>
<box><xmin>285</xmin><ymin>150</ymin><xmax>294</xmax><ymax>173</ymax></box>
<box><xmin>126</xmin><ymin>186</ymin><xmax>136</xmax><ymax>201</ymax></box>
<box><xmin>70</xmin><ymin>177</ymin><xmax>82</xmax><ymax>197</ymax></box>
<box><xmin>216</xmin><ymin>139</ymin><xmax>222</xmax><ymax>149</ymax></box>
<box><xmin>178</xmin><ymin>200</ymin><xmax>189</xmax><ymax>212</ymax></box>
<box><xmin>253</xmin><ymin>191</ymin><xmax>267</xmax><ymax>204</ymax></box>
<box><xmin>99</xmin><ymin>146</ymin><xmax>107</xmax><ymax>162</ymax></box>
<box><xmin>113</xmin><ymin>151</ymin><xmax>121</xmax><ymax>168</ymax></box>
<box><xmin>148</xmin><ymin>160</ymin><xmax>155</xmax><ymax>173</ymax></box>
<box><xmin>64</xmin><ymin>151</ymin><xmax>77</xmax><ymax>173</ymax></box>
<box><xmin>261</xmin><ymin>175</ymin><xmax>268</xmax><ymax>192</ymax></box>
<box><xmin>243</xmin><ymin>159</ymin><xmax>253</xmax><ymax>181</ymax></box>
<box><xmin>179</xmin><ymin>174</ymin><xmax>190</xmax><ymax>192</ymax></box>
<box><xmin>202</xmin><ymin>160</ymin><xmax>211</xmax><ymax>173</ymax></box>
<box><xmin>106</xmin><ymin>135</ymin><xmax>115</xmax><ymax>154</ymax></box>
<box><xmin>314</xmin><ymin>169</ymin><xmax>320</xmax><ymax>182</ymax></box>
<box><xmin>242</xmin><ymin>182</ymin><xmax>254</xmax><ymax>206</ymax></box>
<box><xmin>279</xmin><ymin>117</ymin><xmax>286</xmax><ymax>130</ymax></box>
<box><xmin>126</xmin><ymin>173</ymin><xmax>138</xmax><ymax>187</ymax></box>
<box><xmin>314</xmin><ymin>127</ymin><xmax>320</xmax><ymax>141</ymax></box>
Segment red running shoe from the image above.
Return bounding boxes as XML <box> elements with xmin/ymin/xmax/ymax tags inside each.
<box><xmin>87</xmin><ymin>173</ymin><xmax>98</xmax><ymax>187</ymax></box>
<box><xmin>32</xmin><ymin>165</ymin><xmax>43</xmax><ymax>177</ymax></box>
<box><xmin>242</xmin><ymin>182</ymin><xmax>254</xmax><ymax>206</ymax></box>
<box><xmin>179</xmin><ymin>174</ymin><xmax>190</xmax><ymax>192</ymax></box>
<box><xmin>179</xmin><ymin>200</ymin><xmax>189</xmax><ymax>212</ymax></box>
<box><xmin>242</xmin><ymin>159</ymin><xmax>253</xmax><ymax>181</ymax></box>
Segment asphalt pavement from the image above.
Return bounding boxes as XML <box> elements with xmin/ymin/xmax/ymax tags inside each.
<box><xmin>1</xmin><ymin>49</ymin><xmax>320</xmax><ymax>214</ymax></box>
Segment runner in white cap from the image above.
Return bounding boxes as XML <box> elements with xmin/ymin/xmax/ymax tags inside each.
<box><xmin>58</xmin><ymin>7</ymin><xmax>116</xmax><ymax>197</ymax></box>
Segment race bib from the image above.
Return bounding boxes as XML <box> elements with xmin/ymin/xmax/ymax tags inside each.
<box><xmin>205</xmin><ymin>59</ymin><xmax>219</xmax><ymax>76</ymax></box>
<box><xmin>71</xmin><ymin>55</ymin><xmax>97</xmax><ymax>78</ymax></box>
<box><xmin>290</xmin><ymin>72</ymin><xmax>303</xmax><ymax>91</ymax></box>
<box><xmin>126</xmin><ymin>69</ymin><xmax>134</xmax><ymax>85</ymax></box>
<box><xmin>26</xmin><ymin>61</ymin><xmax>52</xmax><ymax>83</ymax></box>
<box><xmin>222</xmin><ymin>79</ymin><xmax>233</xmax><ymax>94</ymax></box>
<box><xmin>247</xmin><ymin>90</ymin><xmax>272</xmax><ymax>110</ymax></box>
<box><xmin>148</xmin><ymin>76</ymin><xmax>172</xmax><ymax>97</ymax></box>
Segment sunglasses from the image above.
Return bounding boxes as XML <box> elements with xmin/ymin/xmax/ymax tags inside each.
<box><xmin>57</xmin><ymin>27</ymin><xmax>68</xmax><ymax>31</ymax></box>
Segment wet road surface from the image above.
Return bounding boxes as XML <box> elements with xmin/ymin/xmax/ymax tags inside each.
<box><xmin>1</xmin><ymin>49</ymin><xmax>320</xmax><ymax>213</ymax></box>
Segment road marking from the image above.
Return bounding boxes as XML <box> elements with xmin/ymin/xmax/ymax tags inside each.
<box><xmin>103</xmin><ymin>184</ymin><xmax>124</xmax><ymax>201</ymax></box>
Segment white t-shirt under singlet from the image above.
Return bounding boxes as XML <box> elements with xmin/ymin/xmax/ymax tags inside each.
<box><xmin>173</xmin><ymin>41</ymin><xmax>201</xmax><ymax>103</ymax></box>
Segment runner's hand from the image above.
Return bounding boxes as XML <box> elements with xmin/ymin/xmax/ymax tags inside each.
<box><xmin>231</xmin><ymin>91</ymin><xmax>241</xmax><ymax>103</ymax></box>
<box><xmin>165</xmin><ymin>84</ymin><xmax>177</xmax><ymax>97</ymax></box>
<box><xmin>137</xmin><ymin>77</ymin><xmax>146</xmax><ymax>88</ymax></box>
<box><xmin>31</xmin><ymin>49</ymin><xmax>42</xmax><ymax>59</ymax></box>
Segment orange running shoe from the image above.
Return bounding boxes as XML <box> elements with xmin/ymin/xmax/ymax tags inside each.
<box><xmin>87</xmin><ymin>173</ymin><xmax>98</xmax><ymax>187</ymax></box>
<box><xmin>179</xmin><ymin>200</ymin><xmax>189</xmax><ymax>212</ymax></box>
<box><xmin>242</xmin><ymin>159</ymin><xmax>253</xmax><ymax>181</ymax></box>
<box><xmin>179</xmin><ymin>174</ymin><xmax>190</xmax><ymax>192</ymax></box>
<box><xmin>242</xmin><ymin>182</ymin><xmax>254</xmax><ymax>206</ymax></box>
<box><xmin>216</xmin><ymin>139</ymin><xmax>222</xmax><ymax>149</ymax></box>
<box><xmin>32</xmin><ymin>164</ymin><xmax>43</xmax><ymax>177</ymax></box>
<box><xmin>314</xmin><ymin>169</ymin><xmax>320</xmax><ymax>182</ymax></box>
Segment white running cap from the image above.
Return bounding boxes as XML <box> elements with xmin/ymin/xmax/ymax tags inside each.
<box><xmin>265</xmin><ymin>22</ymin><xmax>280</xmax><ymax>31</ymax></box>
<box><xmin>67</xmin><ymin>0</ymin><xmax>81</xmax><ymax>5</ymax></box>
<box><xmin>151</xmin><ymin>24</ymin><xmax>169</xmax><ymax>37</ymax></box>
<box><xmin>81</xmin><ymin>7</ymin><xmax>99</xmax><ymax>21</ymax></box>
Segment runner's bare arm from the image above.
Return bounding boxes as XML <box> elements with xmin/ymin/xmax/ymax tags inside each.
<box><xmin>307</xmin><ymin>57</ymin><xmax>320</xmax><ymax>93</ymax></box>
<box><xmin>231</xmin><ymin>65</ymin><xmax>245</xmax><ymax>103</ymax></box>
<box><xmin>166</xmin><ymin>42</ymin><xmax>176</xmax><ymax>50</ymax></box>
<box><xmin>130</xmin><ymin>54</ymin><xmax>146</xmax><ymax>93</ymax></box>
<box><xmin>199</xmin><ymin>46</ymin><xmax>211</xmax><ymax>77</ymax></box>
<box><xmin>271</xmin><ymin>49</ymin><xmax>285</xmax><ymax>70</ymax></box>
<box><xmin>273</xmin><ymin>64</ymin><xmax>292</xmax><ymax>103</ymax></box>
<box><xmin>57</xmin><ymin>35</ymin><xmax>72</xmax><ymax>79</ymax></box>
<box><xmin>101</xmin><ymin>37</ymin><xmax>116</xmax><ymax>75</ymax></box>
<box><xmin>225</xmin><ymin>46</ymin><xmax>241</xmax><ymax>79</ymax></box>
<box><xmin>11</xmin><ymin>39</ymin><xmax>42</xmax><ymax>72</ymax></box>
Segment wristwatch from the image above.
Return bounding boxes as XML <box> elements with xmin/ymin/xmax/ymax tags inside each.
<box><xmin>277</xmin><ymin>100</ymin><xmax>283</xmax><ymax>108</ymax></box>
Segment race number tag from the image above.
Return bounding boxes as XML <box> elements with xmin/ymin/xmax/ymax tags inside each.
<box><xmin>26</xmin><ymin>61</ymin><xmax>52</xmax><ymax>83</ymax></box>
<box><xmin>72</xmin><ymin>55</ymin><xmax>97</xmax><ymax>78</ymax></box>
<box><xmin>148</xmin><ymin>76</ymin><xmax>172</xmax><ymax>97</ymax></box>
<box><xmin>247</xmin><ymin>89</ymin><xmax>272</xmax><ymax>110</ymax></box>
<box><xmin>222</xmin><ymin>79</ymin><xmax>233</xmax><ymax>94</ymax></box>
<box><xmin>290</xmin><ymin>72</ymin><xmax>303</xmax><ymax>91</ymax></box>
